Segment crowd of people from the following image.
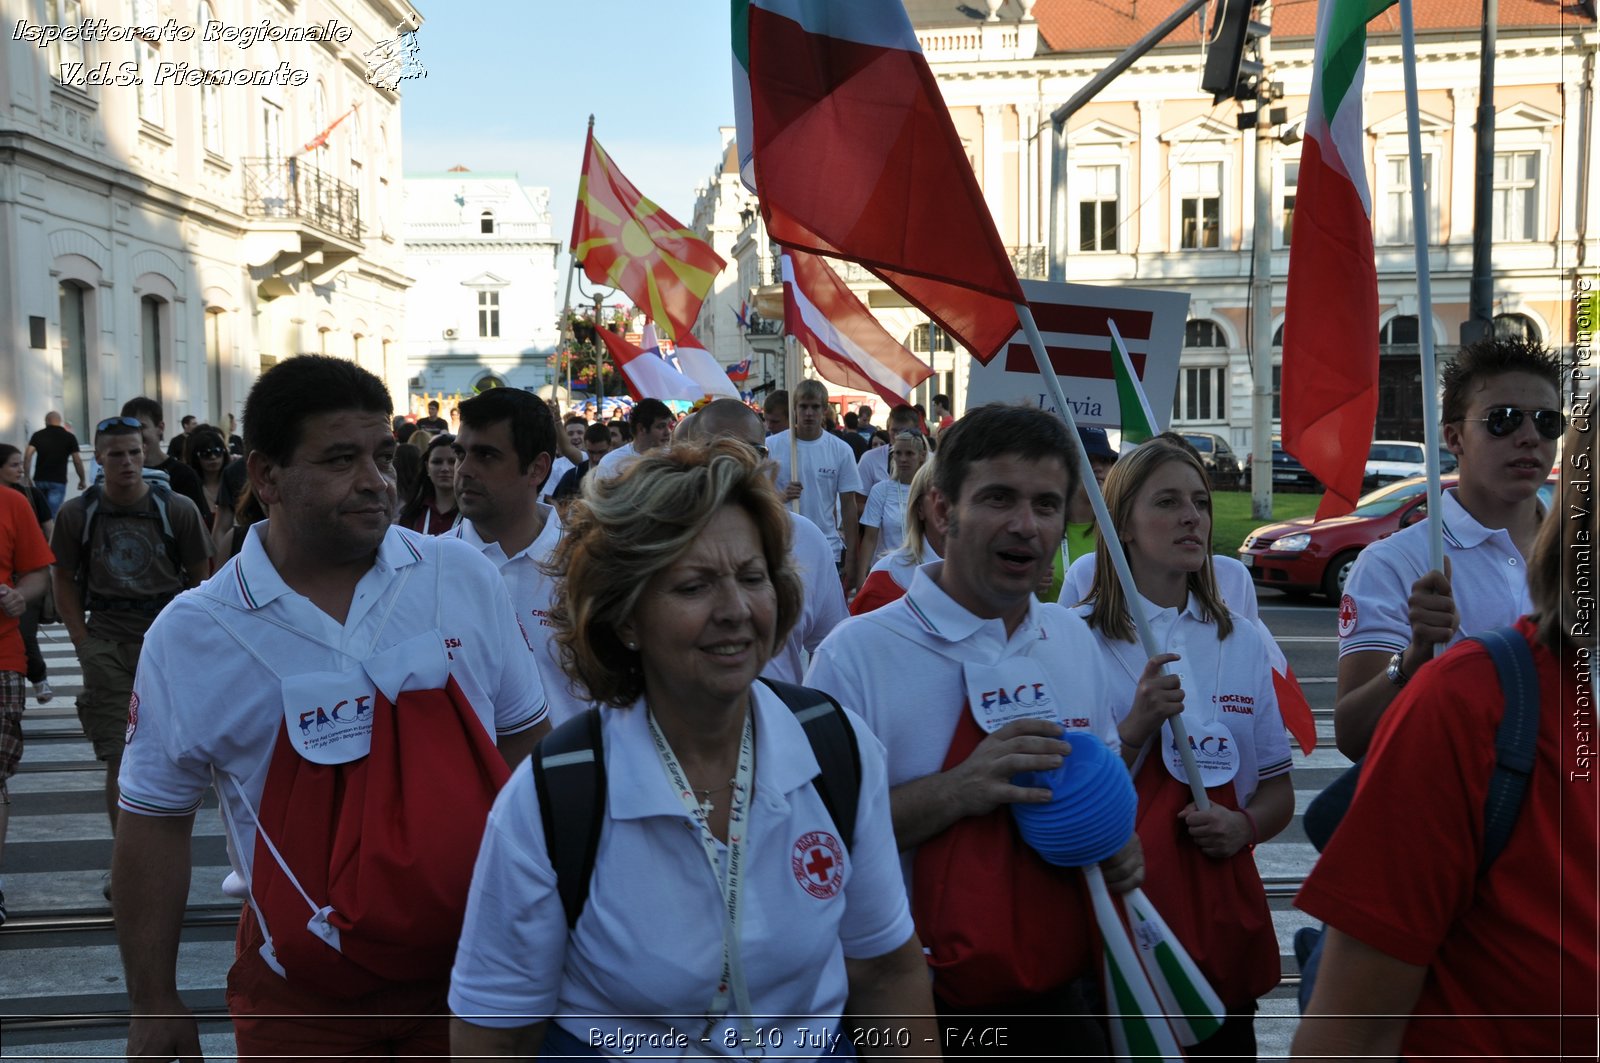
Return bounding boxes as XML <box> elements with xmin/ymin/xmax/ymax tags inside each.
<box><xmin>0</xmin><ymin>335</ymin><xmax>1591</xmax><ymax>1060</ymax></box>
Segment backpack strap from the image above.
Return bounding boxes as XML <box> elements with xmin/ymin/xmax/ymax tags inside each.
<box><xmin>1465</xmin><ymin>625</ymin><xmax>1541</xmax><ymax>874</ymax></box>
<box><xmin>758</xmin><ymin>677</ymin><xmax>862</xmax><ymax>852</ymax></box>
<box><xmin>532</xmin><ymin>709</ymin><xmax>606</xmax><ymax>930</ymax></box>
<box><xmin>535</xmin><ymin>682</ymin><xmax>864</xmax><ymax>929</ymax></box>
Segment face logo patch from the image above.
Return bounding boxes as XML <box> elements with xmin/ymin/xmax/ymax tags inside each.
<box><xmin>1338</xmin><ymin>594</ymin><xmax>1358</xmax><ymax>638</ymax></box>
<box><xmin>792</xmin><ymin>831</ymin><xmax>845</xmax><ymax>899</ymax></box>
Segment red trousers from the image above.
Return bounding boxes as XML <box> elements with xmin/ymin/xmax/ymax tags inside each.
<box><xmin>226</xmin><ymin>907</ymin><xmax>450</xmax><ymax>1062</ymax></box>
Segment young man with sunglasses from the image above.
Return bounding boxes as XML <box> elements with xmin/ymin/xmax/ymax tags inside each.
<box><xmin>1334</xmin><ymin>337</ymin><xmax>1563</xmax><ymax>759</ymax></box>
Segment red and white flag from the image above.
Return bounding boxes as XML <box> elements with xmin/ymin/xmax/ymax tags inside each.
<box><xmin>594</xmin><ymin>326</ymin><xmax>702</xmax><ymax>403</ymax></box>
<box><xmin>734</xmin><ymin>0</ymin><xmax>1025</xmax><ymax>363</ymax></box>
<box><xmin>781</xmin><ymin>249</ymin><xmax>934</xmax><ymax>407</ymax></box>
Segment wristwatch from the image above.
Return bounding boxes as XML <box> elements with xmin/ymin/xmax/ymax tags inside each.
<box><xmin>1385</xmin><ymin>651</ymin><xmax>1410</xmax><ymax>688</ymax></box>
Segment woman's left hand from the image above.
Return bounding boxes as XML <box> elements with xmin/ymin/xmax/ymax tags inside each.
<box><xmin>1177</xmin><ymin>803</ymin><xmax>1251</xmax><ymax>859</ymax></box>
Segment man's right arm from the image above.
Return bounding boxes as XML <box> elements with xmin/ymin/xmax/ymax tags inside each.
<box><xmin>114</xmin><ymin>811</ymin><xmax>202</xmax><ymax>1062</ymax></box>
<box><xmin>887</xmin><ymin>719</ymin><xmax>1068</xmax><ymax>850</ymax></box>
<box><xmin>51</xmin><ymin>563</ymin><xmax>88</xmax><ymax>645</ymax></box>
<box><xmin>1332</xmin><ymin>563</ymin><xmax>1456</xmax><ymax>760</ymax></box>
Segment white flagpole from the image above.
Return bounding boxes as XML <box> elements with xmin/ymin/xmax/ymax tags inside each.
<box><xmin>1399</xmin><ymin>0</ymin><xmax>1447</xmax><ymax>578</ymax></box>
<box><xmin>1015</xmin><ymin>303</ymin><xmax>1209</xmax><ymax>809</ymax></box>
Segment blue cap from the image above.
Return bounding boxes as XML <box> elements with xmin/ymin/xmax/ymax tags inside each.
<box><xmin>1076</xmin><ymin>426</ymin><xmax>1117</xmax><ymax>461</ymax></box>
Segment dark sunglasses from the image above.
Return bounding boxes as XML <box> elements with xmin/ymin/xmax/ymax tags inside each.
<box><xmin>96</xmin><ymin>416</ymin><xmax>144</xmax><ymax>432</ymax></box>
<box><xmin>196</xmin><ymin>447</ymin><xmax>227</xmax><ymax>459</ymax></box>
<box><xmin>1462</xmin><ymin>406</ymin><xmax>1565</xmax><ymax>441</ymax></box>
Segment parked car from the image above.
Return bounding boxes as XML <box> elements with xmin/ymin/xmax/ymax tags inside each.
<box><xmin>1238</xmin><ymin>472</ymin><xmax>1558</xmax><ymax>600</ymax></box>
<box><xmin>1181</xmin><ymin>431</ymin><xmax>1244</xmax><ymax>489</ymax></box>
<box><xmin>1243</xmin><ymin>437</ymin><xmax>1321</xmax><ymax>492</ymax></box>
<box><xmin>1364</xmin><ymin>440</ymin><xmax>1459</xmax><ymax>490</ymax></box>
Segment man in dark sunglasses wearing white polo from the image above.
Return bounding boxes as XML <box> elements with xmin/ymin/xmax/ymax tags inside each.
<box><xmin>1333</xmin><ymin>336</ymin><xmax>1564</xmax><ymax>760</ymax></box>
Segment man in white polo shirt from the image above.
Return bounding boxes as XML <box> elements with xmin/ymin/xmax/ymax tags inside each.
<box><xmin>678</xmin><ymin>398</ymin><xmax>848</xmax><ymax>683</ymax></box>
<box><xmin>1334</xmin><ymin>337</ymin><xmax>1563</xmax><ymax>758</ymax></box>
<box><xmin>805</xmin><ymin>403</ymin><xmax>1142</xmax><ymax>1057</ymax></box>
<box><xmin>112</xmin><ymin>356</ymin><xmax>550</xmax><ymax>1062</ymax></box>
<box><xmin>452</xmin><ymin>386</ymin><xmax>592</xmax><ymax>726</ymax></box>
<box><xmin>592</xmin><ymin>398</ymin><xmax>674</xmax><ymax>482</ymax></box>
<box><xmin>770</xmin><ymin>379</ymin><xmax>863</xmax><ymax>578</ymax></box>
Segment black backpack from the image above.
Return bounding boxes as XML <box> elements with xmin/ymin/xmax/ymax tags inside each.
<box><xmin>532</xmin><ymin>678</ymin><xmax>862</xmax><ymax>928</ymax></box>
<box><xmin>1295</xmin><ymin>625</ymin><xmax>1542</xmax><ymax>1011</ymax></box>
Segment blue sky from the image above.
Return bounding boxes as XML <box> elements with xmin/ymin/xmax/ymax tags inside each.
<box><xmin>401</xmin><ymin>1</ymin><xmax>736</xmax><ymax>256</ymax></box>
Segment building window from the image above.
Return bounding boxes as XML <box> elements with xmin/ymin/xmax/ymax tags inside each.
<box><xmin>261</xmin><ymin>101</ymin><xmax>283</xmax><ymax>162</ymax></box>
<box><xmin>141</xmin><ymin>295</ymin><xmax>165</xmax><ymax>403</ymax></box>
<box><xmin>1077</xmin><ymin>165</ymin><xmax>1119</xmax><ymax>252</ymax></box>
<box><xmin>473</xmin><ymin>373</ymin><xmax>506</xmax><ymax>394</ymax></box>
<box><xmin>46</xmin><ymin>0</ymin><xmax>85</xmax><ymax>83</ymax></box>
<box><xmin>1494</xmin><ymin>313</ymin><xmax>1540</xmax><ymax>343</ymax></box>
<box><xmin>1492</xmin><ymin>150</ymin><xmax>1539</xmax><ymax>242</ymax></box>
<box><xmin>1379</xmin><ymin>154</ymin><xmax>1434</xmax><ymax>245</ymax></box>
<box><xmin>1173</xmin><ymin>367</ymin><xmax>1226</xmax><ymax>422</ymax></box>
<box><xmin>1380</xmin><ymin>315</ymin><xmax>1420</xmax><ymax>346</ymax></box>
<box><xmin>59</xmin><ymin>281</ymin><xmax>92</xmax><ymax>433</ymax></box>
<box><xmin>1178</xmin><ymin>163</ymin><xmax>1222</xmax><ymax>250</ymax></box>
<box><xmin>198</xmin><ymin>1</ymin><xmax>222</xmax><ymax>153</ymax></box>
<box><xmin>907</xmin><ymin>323</ymin><xmax>955</xmax><ymax>353</ymax></box>
<box><xmin>1185</xmin><ymin>319</ymin><xmax>1225</xmax><ymax>349</ymax></box>
<box><xmin>478</xmin><ymin>291</ymin><xmax>500</xmax><ymax>338</ymax></box>
<box><xmin>480</xmin><ymin>211</ymin><xmax>496</xmax><ymax>235</ymax></box>
<box><xmin>1280</xmin><ymin>161</ymin><xmax>1299</xmax><ymax>246</ymax></box>
<box><xmin>132</xmin><ymin>1</ymin><xmax>163</xmax><ymax>126</ymax></box>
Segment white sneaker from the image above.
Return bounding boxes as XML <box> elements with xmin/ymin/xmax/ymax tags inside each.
<box><xmin>32</xmin><ymin>680</ymin><xmax>52</xmax><ymax>703</ymax></box>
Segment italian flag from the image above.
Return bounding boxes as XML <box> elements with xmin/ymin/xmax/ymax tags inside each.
<box><xmin>732</xmin><ymin>0</ymin><xmax>1026</xmax><ymax>364</ymax></box>
<box><xmin>1109</xmin><ymin>319</ymin><xmax>1157</xmax><ymax>446</ymax></box>
<box><xmin>1282</xmin><ymin>0</ymin><xmax>1396</xmax><ymax>520</ymax></box>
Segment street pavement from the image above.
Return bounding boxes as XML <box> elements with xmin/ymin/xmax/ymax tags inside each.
<box><xmin>0</xmin><ymin>593</ymin><xmax>1350</xmax><ymax>1060</ymax></box>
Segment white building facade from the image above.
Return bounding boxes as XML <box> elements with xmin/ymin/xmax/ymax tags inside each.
<box><xmin>402</xmin><ymin>169</ymin><xmax>561</xmax><ymax>407</ymax></box>
<box><xmin>0</xmin><ymin>0</ymin><xmax>420</xmax><ymax>445</ymax></box>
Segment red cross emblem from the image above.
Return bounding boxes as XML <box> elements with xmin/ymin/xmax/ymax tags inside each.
<box><xmin>1338</xmin><ymin>594</ymin><xmax>1358</xmax><ymax>638</ymax></box>
<box><xmin>792</xmin><ymin>830</ymin><xmax>845</xmax><ymax>899</ymax></box>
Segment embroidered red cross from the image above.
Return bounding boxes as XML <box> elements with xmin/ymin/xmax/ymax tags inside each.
<box><xmin>806</xmin><ymin>848</ymin><xmax>836</xmax><ymax>882</ymax></box>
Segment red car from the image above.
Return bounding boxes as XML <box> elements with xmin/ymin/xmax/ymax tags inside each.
<box><xmin>1238</xmin><ymin>473</ymin><xmax>1558</xmax><ymax>600</ymax></box>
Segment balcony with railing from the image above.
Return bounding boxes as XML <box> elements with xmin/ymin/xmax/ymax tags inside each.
<box><xmin>242</xmin><ymin>157</ymin><xmax>363</xmax><ymax>244</ymax></box>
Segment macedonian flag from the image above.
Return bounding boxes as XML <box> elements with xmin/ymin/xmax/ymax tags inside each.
<box><xmin>570</xmin><ymin>129</ymin><xmax>725</xmax><ymax>342</ymax></box>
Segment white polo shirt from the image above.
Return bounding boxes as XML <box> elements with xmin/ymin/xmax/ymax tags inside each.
<box><xmin>769</xmin><ymin>431</ymin><xmax>864</xmax><ymax>561</ymax></box>
<box><xmin>592</xmin><ymin>441</ymin><xmax>652</xmax><ymax>483</ymax></box>
<box><xmin>447</xmin><ymin>684</ymin><xmax>914</xmax><ymax>1047</ymax></box>
<box><xmin>543</xmin><ymin>455</ymin><xmax>575</xmax><ymax>500</ymax></box>
<box><xmin>453</xmin><ymin>506</ymin><xmax>591</xmax><ymax>727</ymax></box>
<box><xmin>805</xmin><ymin>563</ymin><xmax>1119</xmax><ymax>891</ymax></box>
<box><xmin>1076</xmin><ymin>595</ymin><xmax>1292</xmax><ymax>808</ymax></box>
<box><xmin>856</xmin><ymin>445</ymin><xmax>891</xmax><ymax>500</ymax></box>
<box><xmin>764</xmin><ymin>511</ymin><xmax>848</xmax><ymax>685</ymax></box>
<box><xmin>118</xmin><ymin>524</ymin><xmax>548</xmax><ymax>884</ymax></box>
<box><xmin>1064</xmin><ymin>553</ymin><xmax>1261</xmax><ymax>624</ymax></box>
<box><xmin>861</xmin><ymin>479</ymin><xmax>911</xmax><ymax>562</ymax></box>
<box><xmin>1338</xmin><ymin>488</ymin><xmax>1533</xmax><ymax>658</ymax></box>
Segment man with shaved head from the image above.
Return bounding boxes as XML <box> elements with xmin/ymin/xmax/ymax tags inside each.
<box><xmin>679</xmin><ymin>399</ymin><xmax>847</xmax><ymax>681</ymax></box>
<box><xmin>25</xmin><ymin>411</ymin><xmax>87</xmax><ymax>518</ymax></box>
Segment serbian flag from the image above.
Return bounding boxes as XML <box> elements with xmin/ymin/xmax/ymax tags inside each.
<box><xmin>301</xmin><ymin>102</ymin><xmax>359</xmax><ymax>154</ymax></box>
<box><xmin>642</xmin><ymin>323</ymin><xmax>740</xmax><ymax>399</ymax></box>
<box><xmin>726</xmin><ymin>358</ymin><xmax>752</xmax><ymax>382</ymax></box>
<box><xmin>734</xmin><ymin>0</ymin><xmax>1025</xmax><ymax>363</ymax></box>
<box><xmin>571</xmin><ymin>130</ymin><xmax>726</xmax><ymax>343</ymax></box>
<box><xmin>734</xmin><ymin>300</ymin><xmax>750</xmax><ymax>330</ymax></box>
<box><xmin>594</xmin><ymin>326</ymin><xmax>703</xmax><ymax>403</ymax></box>
<box><xmin>1282</xmin><ymin>0</ymin><xmax>1395</xmax><ymax>519</ymax></box>
<box><xmin>781</xmin><ymin>249</ymin><xmax>934</xmax><ymax>407</ymax></box>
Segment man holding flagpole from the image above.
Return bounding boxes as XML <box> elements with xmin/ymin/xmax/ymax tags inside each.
<box><xmin>769</xmin><ymin>380</ymin><xmax>862</xmax><ymax>581</ymax></box>
<box><xmin>1333</xmin><ymin>338</ymin><xmax>1562</xmax><ymax>759</ymax></box>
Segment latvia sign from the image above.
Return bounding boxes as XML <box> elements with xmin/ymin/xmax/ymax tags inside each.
<box><xmin>963</xmin><ymin>280</ymin><xmax>1189</xmax><ymax>432</ymax></box>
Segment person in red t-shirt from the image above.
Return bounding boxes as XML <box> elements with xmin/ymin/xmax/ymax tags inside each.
<box><xmin>0</xmin><ymin>485</ymin><xmax>56</xmax><ymax>925</ymax></box>
<box><xmin>1292</xmin><ymin>411</ymin><xmax>1599</xmax><ymax>1060</ymax></box>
